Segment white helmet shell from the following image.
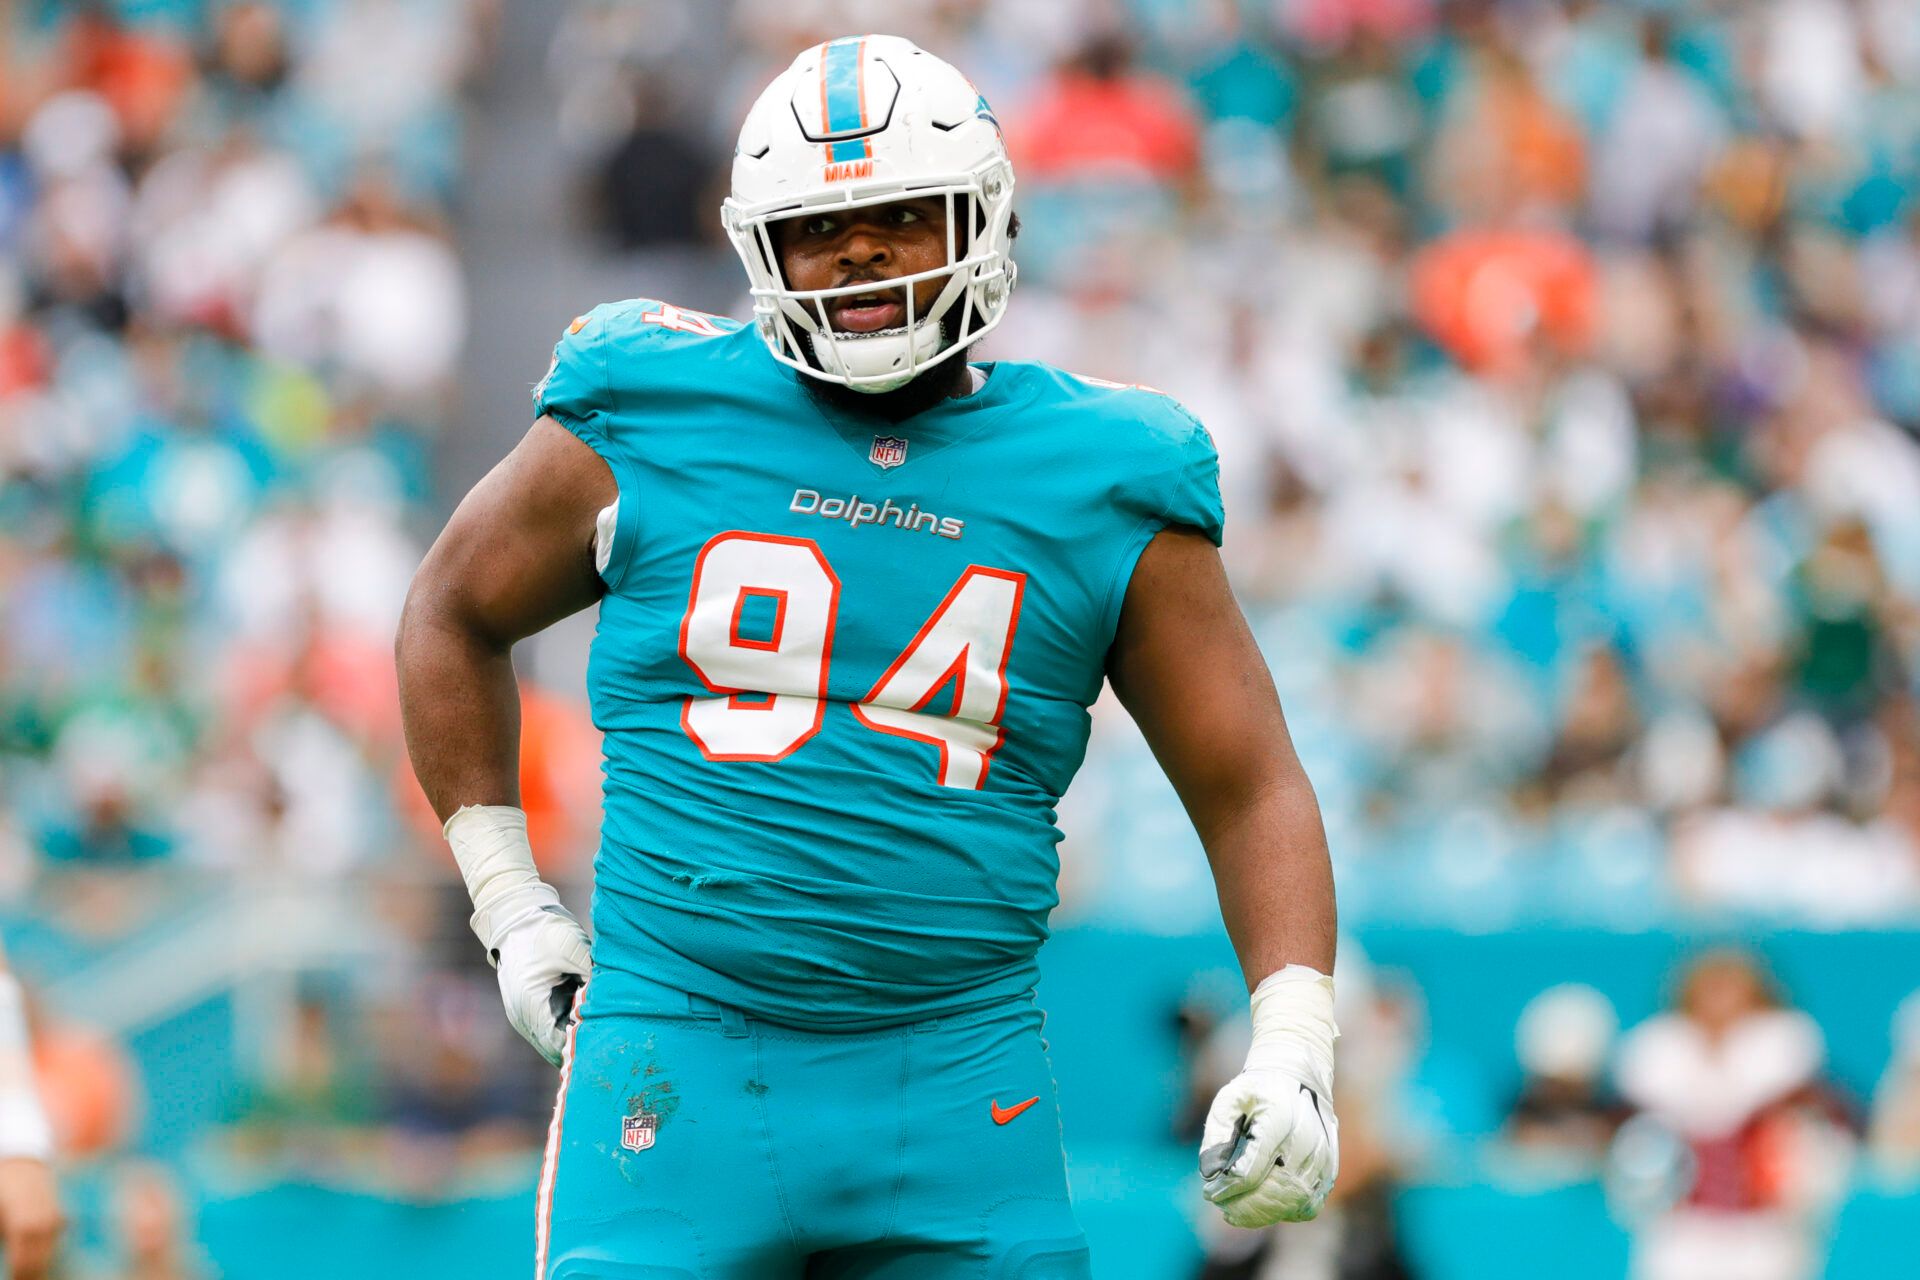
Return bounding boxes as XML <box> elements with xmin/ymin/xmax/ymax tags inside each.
<box><xmin>722</xmin><ymin>35</ymin><xmax>1017</xmax><ymax>393</ymax></box>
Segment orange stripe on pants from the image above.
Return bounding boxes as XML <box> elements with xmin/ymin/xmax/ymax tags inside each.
<box><xmin>534</xmin><ymin>984</ymin><xmax>588</xmax><ymax>1280</ymax></box>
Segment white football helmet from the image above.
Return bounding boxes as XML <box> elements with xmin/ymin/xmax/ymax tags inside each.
<box><xmin>722</xmin><ymin>35</ymin><xmax>1017</xmax><ymax>393</ymax></box>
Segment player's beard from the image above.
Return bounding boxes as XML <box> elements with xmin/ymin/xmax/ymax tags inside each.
<box><xmin>800</xmin><ymin>308</ymin><xmax>973</xmax><ymax>422</ymax></box>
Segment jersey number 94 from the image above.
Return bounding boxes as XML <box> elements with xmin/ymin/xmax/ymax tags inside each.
<box><xmin>677</xmin><ymin>531</ymin><xmax>1025</xmax><ymax>789</ymax></box>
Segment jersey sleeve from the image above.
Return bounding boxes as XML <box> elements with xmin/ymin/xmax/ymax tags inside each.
<box><xmin>1157</xmin><ymin>403</ymin><xmax>1226</xmax><ymax>547</ymax></box>
<box><xmin>1097</xmin><ymin>396</ymin><xmax>1227</xmax><ymax>643</ymax></box>
<box><xmin>531</xmin><ymin>305</ymin><xmax>641</xmax><ymax>589</ymax></box>
<box><xmin>532</xmin><ymin>309</ymin><xmax>612</xmax><ymax>451</ymax></box>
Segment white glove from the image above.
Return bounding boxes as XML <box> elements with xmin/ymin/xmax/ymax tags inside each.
<box><xmin>1200</xmin><ymin>965</ymin><xmax>1340</xmax><ymax>1227</ymax></box>
<box><xmin>445</xmin><ymin>805</ymin><xmax>591</xmax><ymax>1066</ymax></box>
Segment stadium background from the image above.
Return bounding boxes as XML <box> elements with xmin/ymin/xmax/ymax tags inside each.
<box><xmin>6</xmin><ymin>0</ymin><xmax>1920</xmax><ymax>1276</ymax></box>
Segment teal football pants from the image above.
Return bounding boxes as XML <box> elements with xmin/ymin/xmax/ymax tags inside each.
<box><xmin>536</xmin><ymin>974</ymin><xmax>1091</xmax><ymax>1279</ymax></box>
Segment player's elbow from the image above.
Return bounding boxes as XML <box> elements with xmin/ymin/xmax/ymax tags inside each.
<box><xmin>394</xmin><ymin>561</ymin><xmax>511</xmax><ymax>673</ymax></box>
<box><xmin>393</xmin><ymin>596</ymin><xmax>415</xmax><ymax>669</ymax></box>
<box><xmin>394</xmin><ymin>567</ymin><xmax>455</xmax><ymax>672</ymax></box>
<box><xmin>394</xmin><ymin>569</ymin><xmax>428</xmax><ymax>662</ymax></box>
<box><xmin>1249</xmin><ymin>752</ymin><xmax>1322</xmax><ymax>824</ymax></box>
<box><xmin>1188</xmin><ymin>750</ymin><xmax>1323</xmax><ymax>846</ymax></box>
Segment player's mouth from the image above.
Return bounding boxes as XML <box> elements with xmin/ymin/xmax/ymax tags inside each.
<box><xmin>830</xmin><ymin>287</ymin><xmax>908</xmax><ymax>334</ymax></box>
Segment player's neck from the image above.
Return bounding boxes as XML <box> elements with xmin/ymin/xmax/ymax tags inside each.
<box><xmin>804</xmin><ymin>358</ymin><xmax>973</xmax><ymax>423</ymax></box>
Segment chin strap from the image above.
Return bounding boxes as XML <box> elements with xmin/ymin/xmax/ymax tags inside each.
<box><xmin>810</xmin><ymin>311</ymin><xmax>949</xmax><ymax>393</ymax></box>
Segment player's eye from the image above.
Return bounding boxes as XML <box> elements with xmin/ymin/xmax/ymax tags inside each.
<box><xmin>888</xmin><ymin>207</ymin><xmax>921</xmax><ymax>224</ymax></box>
<box><xmin>801</xmin><ymin>215</ymin><xmax>836</xmax><ymax>236</ymax></box>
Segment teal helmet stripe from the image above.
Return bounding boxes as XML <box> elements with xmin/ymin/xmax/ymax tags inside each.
<box><xmin>823</xmin><ymin>37</ymin><xmax>867</xmax><ymax>135</ymax></box>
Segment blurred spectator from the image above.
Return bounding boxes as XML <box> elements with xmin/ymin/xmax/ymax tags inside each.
<box><xmin>1578</xmin><ymin>15</ymin><xmax>1727</xmax><ymax>245</ymax></box>
<box><xmin>1426</xmin><ymin>27</ymin><xmax>1586</xmax><ymax>221</ymax></box>
<box><xmin>30</xmin><ymin>994</ymin><xmax>138</xmax><ymax>1160</ymax></box>
<box><xmin>93</xmin><ymin>1160</ymin><xmax>210</xmax><ymax>1280</ymax></box>
<box><xmin>1673</xmin><ymin>711</ymin><xmax>1920</xmax><ymax>925</ymax></box>
<box><xmin>54</xmin><ymin>9</ymin><xmax>194</xmax><ymax>160</ymax></box>
<box><xmin>1503</xmin><ymin>983</ymin><xmax>1623</xmax><ymax>1166</ymax></box>
<box><xmin>1011</xmin><ymin>33</ymin><xmax>1200</xmax><ymax>188</ymax></box>
<box><xmin>200</xmin><ymin>2</ymin><xmax>292</xmax><ymax>117</ymax></box>
<box><xmin>1540</xmin><ymin>644</ymin><xmax>1641</xmax><ymax>806</ymax></box>
<box><xmin>252</xmin><ymin>169</ymin><xmax>465</xmax><ymax>401</ymax></box>
<box><xmin>1611</xmin><ymin>950</ymin><xmax>1855</xmax><ymax>1280</ymax></box>
<box><xmin>1005</xmin><ymin>32</ymin><xmax>1200</xmax><ymax>281</ymax></box>
<box><xmin>373</xmin><ymin>973</ymin><xmax>545</xmax><ymax>1197</ymax></box>
<box><xmin>593</xmin><ymin>78</ymin><xmax>716</xmax><ymax>250</ymax></box>
<box><xmin>1868</xmin><ymin>989</ymin><xmax>1920</xmax><ymax>1177</ymax></box>
<box><xmin>1408</xmin><ymin>228</ymin><xmax>1597</xmax><ymax>377</ymax></box>
<box><xmin>220</xmin><ymin>993</ymin><xmax>374</xmax><ymax>1175</ymax></box>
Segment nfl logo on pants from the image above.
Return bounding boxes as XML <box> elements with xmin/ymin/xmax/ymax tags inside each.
<box><xmin>622</xmin><ymin>1111</ymin><xmax>657</xmax><ymax>1152</ymax></box>
<box><xmin>869</xmin><ymin>435</ymin><xmax>909</xmax><ymax>469</ymax></box>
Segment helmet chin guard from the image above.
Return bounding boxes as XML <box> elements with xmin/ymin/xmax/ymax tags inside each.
<box><xmin>722</xmin><ymin>35</ymin><xmax>1017</xmax><ymax>393</ymax></box>
<box><xmin>808</xmin><ymin>313</ymin><xmax>946</xmax><ymax>393</ymax></box>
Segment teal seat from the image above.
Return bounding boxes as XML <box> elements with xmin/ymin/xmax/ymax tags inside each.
<box><xmin>198</xmin><ymin>1182</ymin><xmax>535</xmax><ymax>1279</ymax></box>
<box><xmin>1066</xmin><ymin>1144</ymin><xmax>1202</xmax><ymax>1280</ymax></box>
<box><xmin>1395</xmin><ymin>1182</ymin><xmax>1627</xmax><ymax>1280</ymax></box>
<box><xmin>1826</xmin><ymin>1186</ymin><xmax>1920</xmax><ymax>1278</ymax></box>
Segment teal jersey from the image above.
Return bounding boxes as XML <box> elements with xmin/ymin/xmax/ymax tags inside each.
<box><xmin>535</xmin><ymin>299</ymin><xmax>1224</xmax><ymax>1030</ymax></box>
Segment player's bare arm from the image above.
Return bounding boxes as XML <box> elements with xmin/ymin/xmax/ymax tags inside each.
<box><xmin>395</xmin><ymin>419</ymin><xmax>613</xmax><ymax>1063</ymax></box>
<box><xmin>1107</xmin><ymin>527</ymin><xmax>1336</xmax><ymax>980</ymax></box>
<box><xmin>1109</xmin><ymin>527</ymin><xmax>1341</xmax><ymax>1228</ymax></box>
<box><xmin>397</xmin><ymin>418</ymin><xmax>612</xmax><ymax>818</ymax></box>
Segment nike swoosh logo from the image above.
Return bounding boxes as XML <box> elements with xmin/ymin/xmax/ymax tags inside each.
<box><xmin>991</xmin><ymin>1096</ymin><xmax>1040</xmax><ymax>1125</ymax></box>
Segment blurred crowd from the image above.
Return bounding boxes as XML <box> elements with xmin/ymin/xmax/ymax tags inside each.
<box><xmin>0</xmin><ymin>0</ymin><xmax>578</xmax><ymax>1249</ymax></box>
<box><xmin>1</xmin><ymin>0</ymin><xmax>482</xmax><ymax>894</ymax></box>
<box><xmin>990</xmin><ymin>0</ymin><xmax>1920</xmax><ymax>931</ymax></box>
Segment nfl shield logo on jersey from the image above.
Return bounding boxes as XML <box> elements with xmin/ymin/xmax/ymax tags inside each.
<box><xmin>621</xmin><ymin>1111</ymin><xmax>657</xmax><ymax>1152</ymax></box>
<box><xmin>869</xmin><ymin>435</ymin><xmax>909</xmax><ymax>469</ymax></box>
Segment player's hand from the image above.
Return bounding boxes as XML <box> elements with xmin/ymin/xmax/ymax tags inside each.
<box><xmin>1198</xmin><ymin>965</ymin><xmax>1340</xmax><ymax>1228</ymax></box>
<box><xmin>0</xmin><ymin>1157</ymin><xmax>64</xmax><ymax>1280</ymax></box>
<box><xmin>488</xmin><ymin>900</ymin><xmax>592</xmax><ymax>1066</ymax></box>
<box><xmin>445</xmin><ymin>805</ymin><xmax>592</xmax><ymax>1067</ymax></box>
<box><xmin>1200</xmin><ymin>1069</ymin><xmax>1338</xmax><ymax>1226</ymax></box>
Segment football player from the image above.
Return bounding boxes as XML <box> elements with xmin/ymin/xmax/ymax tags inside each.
<box><xmin>397</xmin><ymin>35</ymin><xmax>1338</xmax><ymax>1278</ymax></box>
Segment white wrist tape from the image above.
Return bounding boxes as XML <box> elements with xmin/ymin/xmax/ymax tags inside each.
<box><xmin>444</xmin><ymin>805</ymin><xmax>566</xmax><ymax>962</ymax></box>
<box><xmin>1245</xmin><ymin>965</ymin><xmax>1339</xmax><ymax>1097</ymax></box>
<box><xmin>0</xmin><ymin>974</ymin><xmax>53</xmax><ymax>1160</ymax></box>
